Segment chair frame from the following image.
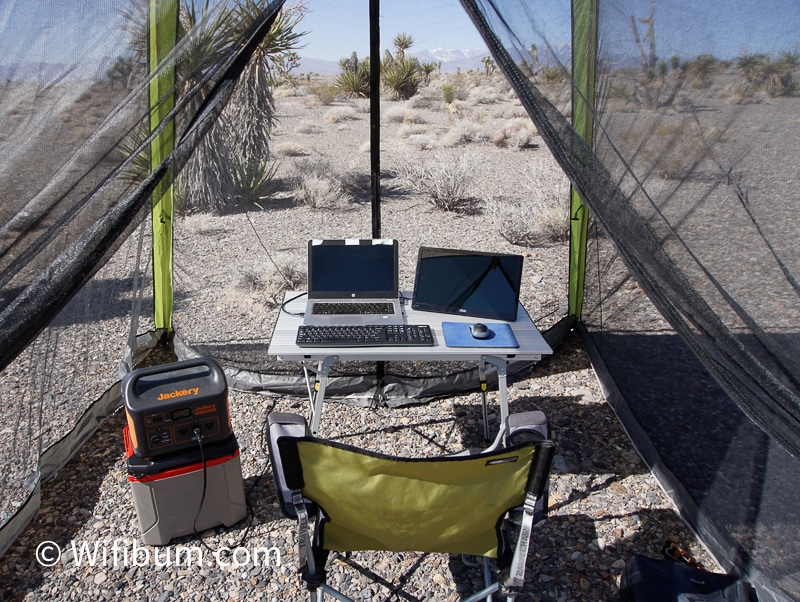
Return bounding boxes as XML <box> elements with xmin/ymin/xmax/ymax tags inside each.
<box><xmin>269</xmin><ymin>412</ymin><xmax>554</xmax><ymax>602</ymax></box>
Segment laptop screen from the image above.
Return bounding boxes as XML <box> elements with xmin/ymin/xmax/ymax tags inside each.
<box><xmin>307</xmin><ymin>239</ymin><xmax>398</xmax><ymax>298</ymax></box>
<box><xmin>411</xmin><ymin>247</ymin><xmax>523</xmax><ymax>321</ymax></box>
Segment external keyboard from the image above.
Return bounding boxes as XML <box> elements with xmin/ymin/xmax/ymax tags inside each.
<box><xmin>311</xmin><ymin>302</ymin><xmax>395</xmax><ymax>315</ymax></box>
<box><xmin>296</xmin><ymin>324</ymin><xmax>434</xmax><ymax>347</ymax></box>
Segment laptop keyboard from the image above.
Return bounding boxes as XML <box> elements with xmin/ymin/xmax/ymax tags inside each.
<box><xmin>311</xmin><ymin>302</ymin><xmax>395</xmax><ymax>315</ymax></box>
<box><xmin>296</xmin><ymin>324</ymin><xmax>434</xmax><ymax>347</ymax></box>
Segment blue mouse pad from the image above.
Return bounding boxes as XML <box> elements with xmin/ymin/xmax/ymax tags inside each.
<box><xmin>442</xmin><ymin>322</ymin><xmax>519</xmax><ymax>348</ymax></box>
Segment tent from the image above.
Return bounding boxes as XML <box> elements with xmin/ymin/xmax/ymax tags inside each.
<box><xmin>1</xmin><ymin>1</ymin><xmax>799</xmax><ymax>600</ymax></box>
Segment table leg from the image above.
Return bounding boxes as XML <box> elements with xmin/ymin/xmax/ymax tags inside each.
<box><xmin>481</xmin><ymin>355</ymin><xmax>509</xmax><ymax>444</ymax></box>
<box><xmin>310</xmin><ymin>355</ymin><xmax>339</xmax><ymax>435</ymax></box>
<box><xmin>478</xmin><ymin>360</ymin><xmax>490</xmax><ymax>441</ymax></box>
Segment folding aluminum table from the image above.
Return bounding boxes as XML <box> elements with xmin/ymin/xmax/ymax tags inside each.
<box><xmin>268</xmin><ymin>292</ymin><xmax>553</xmax><ymax>436</ymax></box>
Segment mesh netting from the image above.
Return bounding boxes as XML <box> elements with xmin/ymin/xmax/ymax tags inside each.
<box><xmin>0</xmin><ymin>0</ymin><xmax>285</xmax><ymax>556</ymax></box>
<box><xmin>1</xmin><ymin>2</ymin><xmax>799</xmax><ymax>600</ymax></box>
<box><xmin>462</xmin><ymin>0</ymin><xmax>800</xmax><ymax>599</ymax></box>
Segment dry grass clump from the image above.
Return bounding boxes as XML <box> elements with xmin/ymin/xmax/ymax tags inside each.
<box><xmin>410</xmin><ymin>92</ymin><xmax>443</xmax><ymax>111</ymax></box>
<box><xmin>396</xmin><ymin>124</ymin><xmax>428</xmax><ymax>138</ymax></box>
<box><xmin>238</xmin><ymin>264</ymin><xmax>306</xmax><ymax>308</ymax></box>
<box><xmin>486</xmin><ymin>196</ymin><xmax>569</xmax><ymax>245</ymax></box>
<box><xmin>491</xmin><ymin>118</ymin><xmax>539</xmax><ymax>149</ymax></box>
<box><xmin>619</xmin><ymin>120</ymin><xmax>720</xmax><ymax>178</ymax></box>
<box><xmin>273</xmin><ymin>141</ymin><xmax>307</xmax><ymax>156</ymax></box>
<box><xmin>486</xmin><ymin>169</ymin><xmax>570</xmax><ymax>244</ymax></box>
<box><xmin>498</xmin><ymin>105</ymin><xmax>528</xmax><ymax>119</ymax></box>
<box><xmin>295</xmin><ymin>121</ymin><xmax>323</xmax><ymax>134</ymax></box>
<box><xmin>469</xmin><ymin>87</ymin><xmax>504</xmax><ymax>105</ymax></box>
<box><xmin>438</xmin><ymin>121</ymin><xmax>488</xmax><ymax>147</ymax></box>
<box><xmin>274</xmin><ymin>85</ymin><xmax>309</xmax><ymax>98</ymax></box>
<box><xmin>393</xmin><ymin>151</ymin><xmax>478</xmax><ymax>212</ymax></box>
<box><xmin>289</xmin><ymin>159</ymin><xmax>352</xmax><ymax>209</ymax></box>
<box><xmin>385</xmin><ymin>105</ymin><xmax>426</xmax><ymax>124</ymax></box>
<box><xmin>404</xmin><ymin>134</ymin><xmax>437</xmax><ymax>151</ymax></box>
<box><xmin>309</xmin><ymin>83</ymin><xmax>340</xmax><ymax>106</ymax></box>
<box><xmin>324</xmin><ymin>106</ymin><xmax>358</xmax><ymax>124</ymax></box>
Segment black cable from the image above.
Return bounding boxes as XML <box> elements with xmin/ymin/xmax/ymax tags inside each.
<box><xmin>280</xmin><ymin>291</ymin><xmax>307</xmax><ymax>316</ymax></box>
<box><xmin>190</xmin><ymin>427</ymin><xmax>258</xmax><ymax>556</ymax></box>
<box><xmin>191</xmin><ymin>427</ymin><xmax>213</xmax><ymax>552</ymax></box>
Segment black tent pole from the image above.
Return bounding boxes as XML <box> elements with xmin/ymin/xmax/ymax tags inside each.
<box><xmin>370</xmin><ymin>0</ymin><xmax>381</xmax><ymax>238</ymax></box>
<box><xmin>369</xmin><ymin>0</ymin><xmax>386</xmax><ymax>397</ymax></box>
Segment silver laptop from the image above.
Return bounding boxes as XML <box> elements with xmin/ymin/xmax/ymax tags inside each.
<box><xmin>302</xmin><ymin>239</ymin><xmax>404</xmax><ymax>326</ymax></box>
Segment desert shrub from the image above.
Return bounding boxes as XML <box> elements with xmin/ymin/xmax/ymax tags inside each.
<box><xmin>295</xmin><ymin>121</ymin><xmax>323</xmax><ymax>134</ymax></box>
<box><xmin>309</xmin><ymin>83</ymin><xmax>339</xmax><ymax>105</ymax></box>
<box><xmin>491</xmin><ymin>119</ymin><xmax>538</xmax><ymax>149</ymax></box>
<box><xmin>438</xmin><ymin>122</ymin><xmax>487</xmax><ymax>147</ymax></box>
<box><xmin>486</xmin><ymin>195</ymin><xmax>569</xmax><ymax>245</ymax></box>
<box><xmin>410</xmin><ymin>92</ymin><xmax>440</xmax><ymax>110</ymax></box>
<box><xmin>273</xmin><ymin>141</ymin><xmax>307</xmax><ymax>156</ymax></box>
<box><xmin>441</xmin><ymin>83</ymin><xmax>455</xmax><ymax>104</ymax></box>
<box><xmin>609</xmin><ymin>81</ymin><xmax>633</xmax><ymax>99</ymax></box>
<box><xmin>540</xmin><ymin>66</ymin><xmax>568</xmax><ymax>84</ymax></box>
<box><xmin>397</xmin><ymin>124</ymin><xmax>428</xmax><ymax>138</ymax></box>
<box><xmin>239</xmin><ymin>263</ymin><xmax>306</xmax><ymax>308</ymax></box>
<box><xmin>384</xmin><ymin>106</ymin><xmax>407</xmax><ymax>123</ymax></box>
<box><xmin>486</xmin><ymin>164</ymin><xmax>570</xmax><ymax>245</ymax></box>
<box><xmin>470</xmin><ymin>87</ymin><xmax>503</xmax><ymax>104</ymax></box>
<box><xmin>324</xmin><ymin>106</ymin><xmax>358</xmax><ymax>124</ymax></box>
<box><xmin>393</xmin><ymin>152</ymin><xmax>477</xmax><ymax>213</ymax></box>
<box><xmin>289</xmin><ymin>159</ymin><xmax>351</xmax><ymax>209</ymax></box>
<box><xmin>404</xmin><ymin>134</ymin><xmax>436</xmax><ymax>151</ymax></box>
<box><xmin>689</xmin><ymin>54</ymin><xmax>717</xmax><ymax>88</ymax></box>
<box><xmin>386</xmin><ymin>106</ymin><xmax>424</xmax><ymax>124</ymax></box>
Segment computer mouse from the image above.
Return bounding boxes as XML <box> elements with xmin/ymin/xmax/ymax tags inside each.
<box><xmin>470</xmin><ymin>323</ymin><xmax>491</xmax><ymax>339</ymax></box>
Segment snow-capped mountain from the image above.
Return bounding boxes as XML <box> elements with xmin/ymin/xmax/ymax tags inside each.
<box><xmin>411</xmin><ymin>48</ymin><xmax>490</xmax><ymax>72</ymax></box>
<box><xmin>413</xmin><ymin>48</ymin><xmax>486</xmax><ymax>62</ymax></box>
<box><xmin>298</xmin><ymin>48</ymin><xmax>491</xmax><ymax>75</ymax></box>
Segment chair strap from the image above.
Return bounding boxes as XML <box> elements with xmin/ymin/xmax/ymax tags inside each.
<box><xmin>506</xmin><ymin>491</ymin><xmax>538</xmax><ymax>588</ymax></box>
<box><xmin>292</xmin><ymin>489</ymin><xmax>310</xmax><ymax>572</ymax></box>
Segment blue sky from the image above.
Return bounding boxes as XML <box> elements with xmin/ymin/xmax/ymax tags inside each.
<box><xmin>296</xmin><ymin>0</ymin><xmax>490</xmax><ymax>60</ymax></box>
<box><xmin>601</xmin><ymin>0</ymin><xmax>800</xmax><ymax>61</ymax></box>
<box><xmin>297</xmin><ymin>0</ymin><xmax>800</xmax><ymax>62</ymax></box>
<box><xmin>0</xmin><ymin>0</ymin><xmax>798</xmax><ymax>69</ymax></box>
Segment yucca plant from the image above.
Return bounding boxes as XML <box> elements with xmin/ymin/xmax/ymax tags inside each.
<box><xmin>233</xmin><ymin>156</ymin><xmax>280</xmax><ymax>204</ymax></box>
<box><xmin>383</xmin><ymin>57</ymin><xmax>421</xmax><ymax>100</ymax></box>
<box><xmin>336</xmin><ymin>57</ymin><xmax>370</xmax><ymax>98</ymax></box>
<box><xmin>117</xmin><ymin>0</ymin><xmax>307</xmax><ymax>214</ymax></box>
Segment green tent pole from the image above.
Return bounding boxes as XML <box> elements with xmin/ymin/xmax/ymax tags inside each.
<box><xmin>568</xmin><ymin>0</ymin><xmax>597</xmax><ymax>320</ymax></box>
<box><xmin>149</xmin><ymin>0</ymin><xmax>178</xmax><ymax>332</ymax></box>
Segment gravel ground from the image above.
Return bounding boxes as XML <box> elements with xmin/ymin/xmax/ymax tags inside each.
<box><xmin>0</xmin><ymin>330</ymin><xmax>719</xmax><ymax>602</ymax></box>
<box><xmin>0</xmin><ymin>78</ymin><xmax>720</xmax><ymax>601</ymax></box>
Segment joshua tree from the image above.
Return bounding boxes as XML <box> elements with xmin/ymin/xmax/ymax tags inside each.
<box><xmin>630</xmin><ymin>1</ymin><xmax>656</xmax><ymax>71</ymax></box>
<box><xmin>117</xmin><ymin>0</ymin><xmax>308</xmax><ymax>213</ymax></box>
<box><xmin>392</xmin><ymin>32</ymin><xmax>414</xmax><ymax>60</ymax></box>
<box><xmin>419</xmin><ymin>61</ymin><xmax>437</xmax><ymax>84</ymax></box>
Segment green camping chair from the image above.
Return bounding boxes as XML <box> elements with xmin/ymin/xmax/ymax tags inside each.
<box><xmin>268</xmin><ymin>412</ymin><xmax>554</xmax><ymax>601</ymax></box>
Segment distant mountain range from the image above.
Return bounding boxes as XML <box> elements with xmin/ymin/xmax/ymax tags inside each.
<box><xmin>0</xmin><ymin>58</ymin><xmax>115</xmax><ymax>83</ymax></box>
<box><xmin>298</xmin><ymin>48</ymin><xmax>491</xmax><ymax>75</ymax></box>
